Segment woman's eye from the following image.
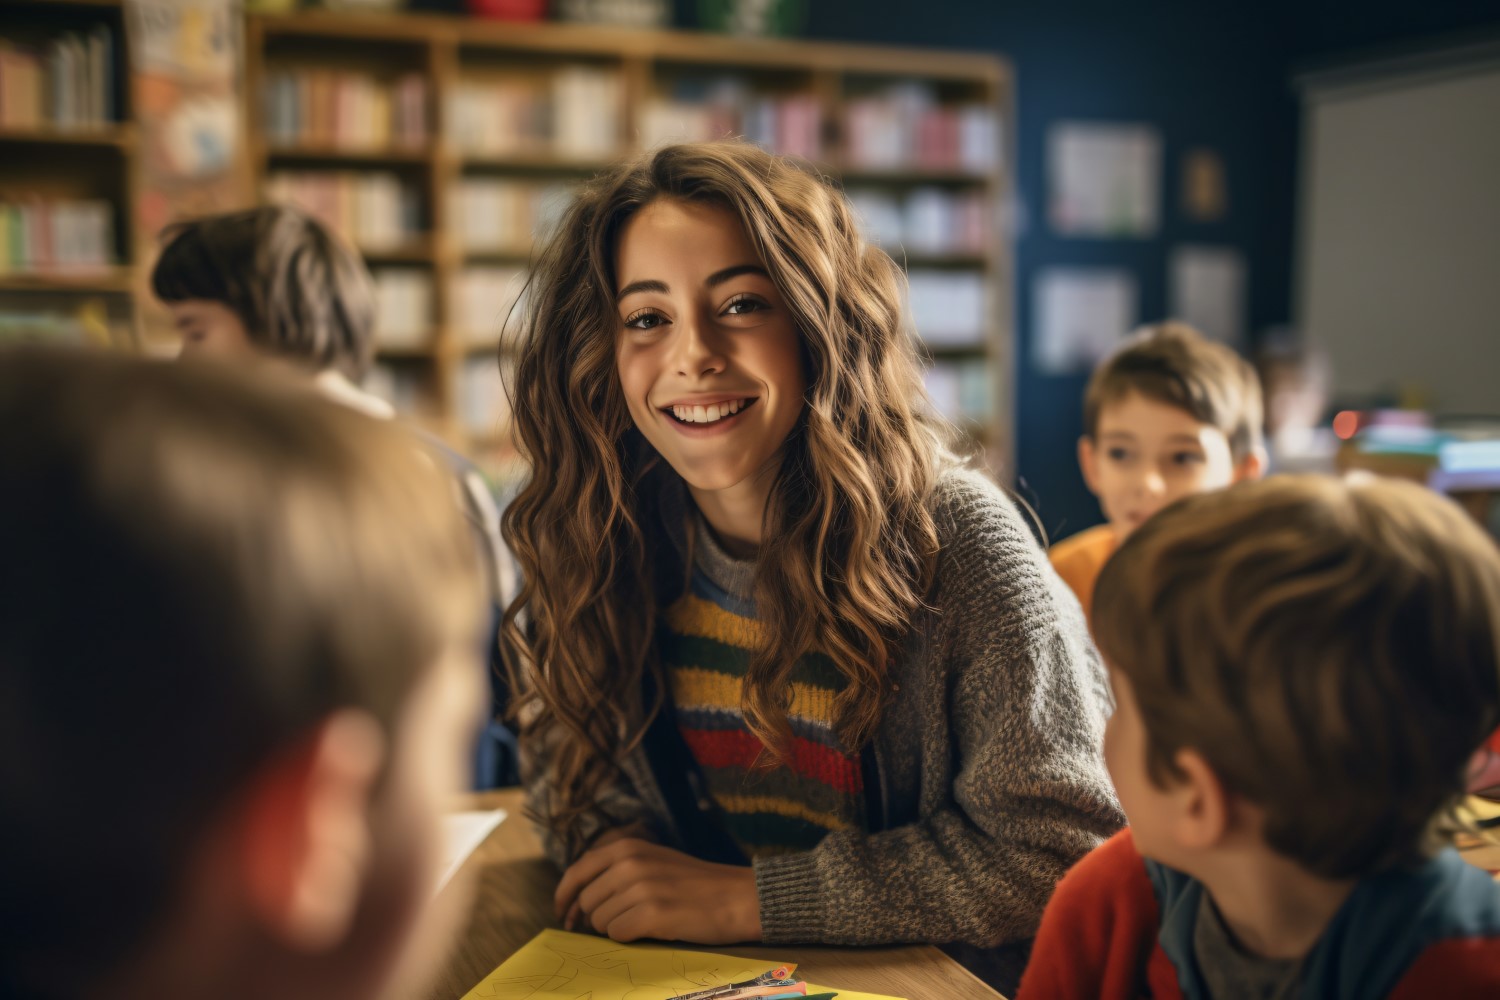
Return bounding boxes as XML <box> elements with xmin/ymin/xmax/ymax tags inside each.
<box><xmin>724</xmin><ymin>296</ymin><xmax>766</xmax><ymax>316</ymax></box>
<box><xmin>1106</xmin><ymin>448</ymin><xmax>1131</xmax><ymax>462</ymax></box>
<box><xmin>624</xmin><ymin>311</ymin><xmax>665</xmax><ymax>330</ymax></box>
<box><xmin>1172</xmin><ymin>452</ymin><xmax>1205</xmax><ymax>466</ymax></box>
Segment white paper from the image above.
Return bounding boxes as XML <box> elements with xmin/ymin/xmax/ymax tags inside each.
<box><xmin>438</xmin><ymin>809</ymin><xmax>507</xmax><ymax>893</ymax></box>
<box><xmin>1169</xmin><ymin>245</ymin><xmax>1246</xmax><ymax>349</ymax></box>
<box><xmin>1034</xmin><ymin>267</ymin><xmax>1138</xmax><ymax>375</ymax></box>
<box><xmin>1048</xmin><ymin>122</ymin><xmax>1161</xmax><ymax>238</ymax></box>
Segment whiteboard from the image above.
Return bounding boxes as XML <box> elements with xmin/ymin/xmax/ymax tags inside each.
<box><xmin>1295</xmin><ymin>57</ymin><xmax>1500</xmax><ymax>414</ymax></box>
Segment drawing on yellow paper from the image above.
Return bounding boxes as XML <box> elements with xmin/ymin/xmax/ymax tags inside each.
<box><xmin>461</xmin><ymin>929</ymin><xmax>904</xmax><ymax>1000</ymax></box>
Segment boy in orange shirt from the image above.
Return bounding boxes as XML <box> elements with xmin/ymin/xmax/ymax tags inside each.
<box><xmin>0</xmin><ymin>350</ymin><xmax>486</xmax><ymax>1000</ymax></box>
<box><xmin>1051</xmin><ymin>323</ymin><xmax>1265</xmax><ymax>616</ymax></box>
<box><xmin>1019</xmin><ymin>476</ymin><xmax>1500</xmax><ymax>999</ymax></box>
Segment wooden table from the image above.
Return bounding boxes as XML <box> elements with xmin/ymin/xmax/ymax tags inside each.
<box><xmin>422</xmin><ymin>789</ymin><xmax>1003</xmax><ymax>1000</ymax></box>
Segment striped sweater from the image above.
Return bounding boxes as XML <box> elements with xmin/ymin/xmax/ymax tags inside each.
<box><xmin>660</xmin><ymin>514</ymin><xmax>865</xmax><ymax>859</ymax></box>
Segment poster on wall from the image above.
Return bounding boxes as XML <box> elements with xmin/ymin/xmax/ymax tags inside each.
<box><xmin>1047</xmin><ymin>122</ymin><xmax>1160</xmax><ymax>238</ymax></box>
<box><xmin>1181</xmin><ymin>148</ymin><xmax>1227</xmax><ymax>223</ymax></box>
<box><xmin>126</xmin><ymin>0</ymin><xmax>246</xmax><ymax>252</ymax></box>
<box><xmin>1169</xmin><ymin>245</ymin><xmax>1246</xmax><ymax>348</ymax></box>
<box><xmin>1033</xmin><ymin>267</ymin><xmax>1138</xmax><ymax>375</ymax></box>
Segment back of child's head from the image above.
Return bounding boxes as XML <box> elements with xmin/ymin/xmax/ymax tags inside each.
<box><xmin>152</xmin><ymin>204</ymin><xmax>376</xmax><ymax>379</ymax></box>
<box><xmin>1093</xmin><ymin>474</ymin><xmax>1500</xmax><ymax>879</ymax></box>
<box><xmin>1084</xmin><ymin>322</ymin><xmax>1264</xmax><ymax>462</ymax></box>
<box><xmin>0</xmin><ymin>348</ymin><xmax>481</xmax><ymax>998</ymax></box>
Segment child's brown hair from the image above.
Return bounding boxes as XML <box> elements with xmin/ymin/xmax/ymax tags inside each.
<box><xmin>152</xmin><ymin>205</ymin><xmax>376</xmax><ymax>379</ymax></box>
<box><xmin>1083</xmin><ymin>322</ymin><xmax>1264</xmax><ymax>462</ymax></box>
<box><xmin>0</xmin><ymin>348</ymin><xmax>480</xmax><ymax>997</ymax></box>
<box><xmin>1093</xmin><ymin>475</ymin><xmax>1500</xmax><ymax>880</ymax></box>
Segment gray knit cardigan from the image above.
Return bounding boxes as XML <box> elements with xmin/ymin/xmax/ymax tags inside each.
<box><xmin>523</xmin><ymin>467</ymin><xmax>1125</xmax><ymax>948</ymax></box>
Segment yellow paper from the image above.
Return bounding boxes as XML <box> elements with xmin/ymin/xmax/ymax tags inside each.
<box><xmin>462</xmin><ymin>929</ymin><xmax>905</xmax><ymax>1000</ymax></box>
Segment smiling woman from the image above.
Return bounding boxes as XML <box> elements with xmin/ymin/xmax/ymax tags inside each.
<box><xmin>499</xmin><ymin>141</ymin><xmax>1122</xmax><ymax>989</ymax></box>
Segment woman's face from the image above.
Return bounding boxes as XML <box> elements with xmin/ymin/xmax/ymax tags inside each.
<box><xmin>613</xmin><ymin>198</ymin><xmax>807</xmax><ymax>495</ymax></box>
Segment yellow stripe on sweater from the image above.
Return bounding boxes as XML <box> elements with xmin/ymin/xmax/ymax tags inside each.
<box><xmin>663</xmin><ymin>591</ymin><xmax>765</xmax><ymax>650</ymax></box>
<box><xmin>713</xmin><ymin>793</ymin><xmax>853</xmax><ymax>832</ymax></box>
<box><xmin>668</xmin><ymin>666</ymin><xmax>841</xmax><ymax>726</ymax></box>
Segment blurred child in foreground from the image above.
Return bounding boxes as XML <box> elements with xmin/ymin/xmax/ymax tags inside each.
<box><xmin>0</xmin><ymin>349</ymin><xmax>486</xmax><ymax>1000</ymax></box>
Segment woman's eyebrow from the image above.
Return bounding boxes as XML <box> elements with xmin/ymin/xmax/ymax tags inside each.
<box><xmin>617</xmin><ymin>279</ymin><xmax>669</xmax><ymax>301</ymax></box>
<box><xmin>617</xmin><ymin>265</ymin><xmax>769</xmax><ymax>301</ymax></box>
<box><xmin>706</xmin><ymin>264</ymin><xmax>769</xmax><ymax>287</ymax></box>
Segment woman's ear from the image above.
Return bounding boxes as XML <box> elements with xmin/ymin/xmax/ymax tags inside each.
<box><xmin>235</xmin><ymin>709</ymin><xmax>387</xmax><ymax>952</ymax></box>
<box><xmin>1167</xmin><ymin>747</ymin><xmax>1232</xmax><ymax>852</ymax></box>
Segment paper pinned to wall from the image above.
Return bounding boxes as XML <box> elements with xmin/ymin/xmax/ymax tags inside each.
<box><xmin>1033</xmin><ymin>267</ymin><xmax>1137</xmax><ymax>375</ymax></box>
<box><xmin>1047</xmin><ymin>122</ymin><xmax>1160</xmax><ymax>238</ymax></box>
<box><xmin>461</xmin><ymin>929</ymin><xmax>906</xmax><ymax>1000</ymax></box>
<box><xmin>1169</xmin><ymin>245</ymin><xmax>1246</xmax><ymax>348</ymax></box>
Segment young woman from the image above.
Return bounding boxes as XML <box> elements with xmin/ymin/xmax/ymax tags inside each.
<box><xmin>501</xmin><ymin>141</ymin><xmax>1122</xmax><ymax>969</ymax></box>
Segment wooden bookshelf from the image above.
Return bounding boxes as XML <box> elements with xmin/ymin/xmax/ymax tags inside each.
<box><xmin>245</xmin><ymin>10</ymin><xmax>1015</xmax><ymax>480</ymax></box>
<box><xmin>0</xmin><ymin>0</ymin><xmax>142</xmax><ymax>347</ymax></box>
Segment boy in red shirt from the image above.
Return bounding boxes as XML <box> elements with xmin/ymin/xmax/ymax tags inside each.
<box><xmin>1020</xmin><ymin>475</ymin><xmax>1500</xmax><ymax>999</ymax></box>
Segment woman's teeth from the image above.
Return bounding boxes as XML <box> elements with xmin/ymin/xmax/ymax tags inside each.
<box><xmin>670</xmin><ymin>399</ymin><xmax>748</xmax><ymax>424</ymax></box>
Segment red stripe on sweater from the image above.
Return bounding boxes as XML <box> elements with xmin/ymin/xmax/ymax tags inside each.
<box><xmin>680</xmin><ymin>727</ymin><xmax>864</xmax><ymax>794</ymax></box>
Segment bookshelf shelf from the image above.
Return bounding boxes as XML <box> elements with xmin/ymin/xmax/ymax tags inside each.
<box><xmin>375</xmin><ymin>344</ymin><xmax>438</xmax><ymax>360</ymax></box>
<box><xmin>245</xmin><ymin>10</ymin><xmax>1016</xmax><ymax>477</ymax></box>
<box><xmin>896</xmin><ymin>251</ymin><xmax>992</xmax><ymax>268</ymax></box>
<box><xmin>0</xmin><ymin>125</ymin><xmax>134</xmax><ymax>149</ymax></box>
<box><xmin>457</xmin><ymin>153</ymin><xmax>622</xmax><ymax>173</ymax></box>
<box><xmin>8</xmin><ymin>0</ymin><xmax>122</xmax><ymax>8</ymax></box>
<box><xmin>0</xmin><ymin>267</ymin><xmax>134</xmax><ymax>293</ymax></box>
<box><xmin>263</xmin><ymin>144</ymin><xmax>432</xmax><ymax>165</ymax></box>
<box><xmin>362</xmin><ymin>239</ymin><xmax>435</xmax><ymax>263</ymax></box>
<box><xmin>838</xmin><ymin>166</ymin><xmax>996</xmax><ymax>186</ymax></box>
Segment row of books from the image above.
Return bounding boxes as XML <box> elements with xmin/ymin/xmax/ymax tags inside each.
<box><xmin>454</xmin><ymin>355</ymin><xmax>512</xmax><ymax>436</ymax></box>
<box><xmin>262</xmin><ymin>70</ymin><xmax>428</xmax><ymax>150</ymax></box>
<box><xmin>265</xmin><ymin>171</ymin><xmax>423</xmax><ymax>251</ymax></box>
<box><xmin>908</xmin><ymin>269</ymin><xmax>988</xmax><ymax>346</ymax></box>
<box><xmin>0</xmin><ymin>298</ymin><xmax>118</xmax><ymax>348</ymax></box>
<box><xmin>845</xmin><ymin>83</ymin><xmax>999</xmax><ymax>173</ymax></box>
<box><xmin>0</xmin><ymin>30</ymin><xmax>115</xmax><ymax>130</ymax></box>
<box><xmin>448</xmin><ymin>68</ymin><xmax>621</xmax><ymax>159</ymax></box>
<box><xmin>451</xmin><ymin>266</ymin><xmax>529</xmax><ymax>344</ymax></box>
<box><xmin>371</xmin><ymin>265</ymin><xmax>538</xmax><ymax>351</ymax></box>
<box><xmin>923</xmin><ymin>357</ymin><xmax>992</xmax><ymax>426</ymax></box>
<box><xmin>0</xmin><ymin>199</ymin><xmax>115</xmax><ymax>273</ymax></box>
<box><xmin>847</xmin><ymin>186</ymin><xmax>989</xmax><ymax>257</ymax></box>
<box><xmin>639</xmin><ymin>78</ymin><xmax>821</xmax><ymax>161</ymax></box>
<box><xmin>363</xmin><ymin>357</ymin><xmax>513</xmax><ymax>438</ymax></box>
<box><xmin>364</xmin><ymin>362</ymin><xmax>426</xmax><ymax>419</ymax></box>
<box><xmin>451</xmin><ymin>178</ymin><xmax>575</xmax><ymax>253</ymax></box>
<box><xmin>372</xmin><ymin>268</ymin><xmax>433</xmax><ymax>348</ymax></box>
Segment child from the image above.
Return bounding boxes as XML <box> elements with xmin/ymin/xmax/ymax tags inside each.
<box><xmin>152</xmin><ymin>204</ymin><xmax>388</xmax><ymax>417</ymax></box>
<box><xmin>0</xmin><ymin>349</ymin><xmax>487</xmax><ymax>1000</ymax></box>
<box><xmin>1050</xmin><ymin>322</ymin><xmax>1265</xmax><ymax>617</ymax></box>
<box><xmin>1018</xmin><ymin>475</ymin><xmax>1500</xmax><ymax>999</ymax></box>
<box><xmin>501</xmin><ymin>141</ymin><xmax>1122</xmax><ymax>987</ymax></box>
<box><xmin>154</xmin><ymin>205</ymin><xmax>518</xmax><ymax>787</ymax></box>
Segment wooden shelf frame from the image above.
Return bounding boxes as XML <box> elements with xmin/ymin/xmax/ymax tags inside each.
<box><xmin>245</xmin><ymin>10</ymin><xmax>1015</xmax><ymax>474</ymax></box>
<box><xmin>0</xmin><ymin>0</ymin><xmax>142</xmax><ymax>344</ymax></box>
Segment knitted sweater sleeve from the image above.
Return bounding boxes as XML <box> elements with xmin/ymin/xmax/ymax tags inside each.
<box><xmin>753</xmin><ymin>471</ymin><xmax>1125</xmax><ymax>947</ymax></box>
<box><xmin>522</xmin><ymin>716</ymin><xmax>663</xmax><ymax>869</ymax></box>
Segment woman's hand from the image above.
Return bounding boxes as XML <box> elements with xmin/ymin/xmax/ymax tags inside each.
<box><xmin>554</xmin><ymin>838</ymin><xmax>763</xmax><ymax>944</ymax></box>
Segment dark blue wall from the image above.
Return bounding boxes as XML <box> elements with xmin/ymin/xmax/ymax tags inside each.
<box><xmin>793</xmin><ymin>0</ymin><xmax>1500</xmax><ymax>541</ymax></box>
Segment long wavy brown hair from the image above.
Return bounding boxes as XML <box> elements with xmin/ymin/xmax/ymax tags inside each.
<box><xmin>502</xmin><ymin>142</ymin><xmax>953</xmax><ymax>858</ymax></box>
